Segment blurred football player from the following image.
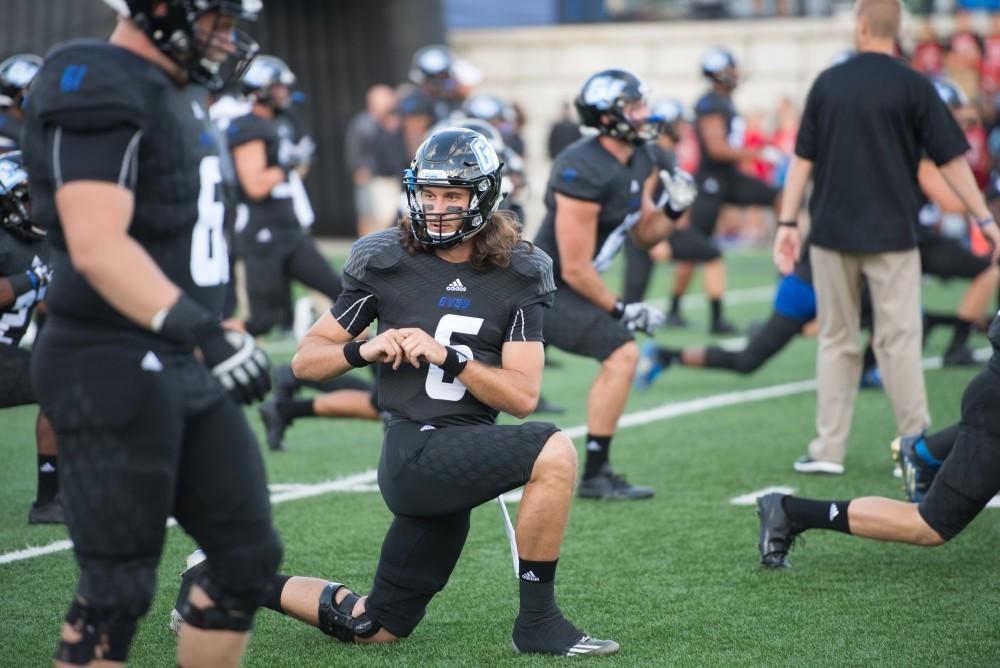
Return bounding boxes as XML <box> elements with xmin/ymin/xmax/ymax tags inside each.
<box><xmin>0</xmin><ymin>53</ymin><xmax>42</xmax><ymax>150</ymax></box>
<box><xmin>228</xmin><ymin>54</ymin><xmax>343</xmax><ymax>338</ymax></box>
<box><xmin>533</xmin><ymin>69</ymin><xmax>679</xmax><ymax>500</ymax></box>
<box><xmin>669</xmin><ymin>48</ymin><xmax>782</xmax><ymax>333</ymax></box>
<box><xmin>176</xmin><ymin>128</ymin><xmax>620</xmax><ymax>656</ymax></box>
<box><xmin>0</xmin><ymin>151</ymin><xmax>62</xmax><ymax>524</ymax></box>
<box><xmin>22</xmin><ymin>2</ymin><xmax>281</xmax><ymax>666</ymax></box>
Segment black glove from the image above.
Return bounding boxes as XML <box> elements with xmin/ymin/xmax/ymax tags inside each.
<box><xmin>197</xmin><ymin>328</ymin><xmax>272</xmax><ymax>405</ymax></box>
<box><xmin>155</xmin><ymin>294</ymin><xmax>272</xmax><ymax>404</ymax></box>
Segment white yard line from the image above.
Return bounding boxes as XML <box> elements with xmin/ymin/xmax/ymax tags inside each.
<box><xmin>1</xmin><ymin>347</ymin><xmax>991</xmax><ymax>566</ymax></box>
<box><xmin>730</xmin><ymin>487</ymin><xmax>796</xmax><ymax>505</ymax></box>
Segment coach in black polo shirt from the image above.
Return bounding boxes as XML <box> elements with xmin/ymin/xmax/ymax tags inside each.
<box><xmin>774</xmin><ymin>0</ymin><xmax>1000</xmax><ymax>475</ymax></box>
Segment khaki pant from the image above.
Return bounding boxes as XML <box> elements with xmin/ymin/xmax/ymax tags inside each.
<box><xmin>809</xmin><ymin>245</ymin><xmax>930</xmax><ymax>464</ymax></box>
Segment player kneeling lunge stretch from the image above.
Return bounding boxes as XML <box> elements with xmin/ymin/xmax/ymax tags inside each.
<box><xmin>172</xmin><ymin>128</ymin><xmax>620</xmax><ymax>656</ymax></box>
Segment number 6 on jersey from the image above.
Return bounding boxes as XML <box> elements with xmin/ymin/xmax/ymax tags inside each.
<box><xmin>425</xmin><ymin>314</ymin><xmax>483</xmax><ymax>401</ymax></box>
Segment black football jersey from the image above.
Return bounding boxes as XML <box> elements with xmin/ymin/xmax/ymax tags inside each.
<box><xmin>22</xmin><ymin>41</ymin><xmax>231</xmax><ymax>341</ymax></box>
<box><xmin>399</xmin><ymin>87</ymin><xmax>459</xmax><ymax>124</ymax></box>
<box><xmin>337</xmin><ymin>229</ymin><xmax>555</xmax><ymax>427</ymax></box>
<box><xmin>694</xmin><ymin>90</ymin><xmax>745</xmax><ymax>172</ymax></box>
<box><xmin>226</xmin><ymin>111</ymin><xmax>298</xmax><ymax>231</ymax></box>
<box><xmin>0</xmin><ymin>109</ymin><xmax>21</xmax><ymax>151</ymax></box>
<box><xmin>0</xmin><ymin>229</ymin><xmax>48</xmax><ymax>347</ymax></box>
<box><xmin>534</xmin><ymin>135</ymin><xmax>653</xmax><ymax>280</ymax></box>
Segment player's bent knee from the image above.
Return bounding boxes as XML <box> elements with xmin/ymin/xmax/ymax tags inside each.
<box><xmin>317</xmin><ymin>583</ymin><xmax>383</xmax><ymax>642</ymax></box>
<box><xmin>55</xmin><ymin>597</ymin><xmax>140</xmax><ymax>665</ymax></box>
<box><xmin>605</xmin><ymin>341</ymin><xmax>640</xmax><ymax>374</ymax></box>
<box><xmin>538</xmin><ymin>431</ymin><xmax>578</xmax><ymax>480</ymax></box>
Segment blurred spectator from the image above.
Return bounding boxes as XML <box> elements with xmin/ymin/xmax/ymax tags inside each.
<box><xmin>771</xmin><ymin>96</ymin><xmax>799</xmax><ymax>187</ymax></box>
<box><xmin>945</xmin><ymin>9</ymin><xmax>984</xmax><ymax>100</ymax></box>
<box><xmin>547</xmin><ymin>101</ymin><xmax>581</xmax><ymax>159</ymax></box>
<box><xmin>981</xmin><ymin>11</ymin><xmax>1000</xmax><ymax>94</ymax></box>
<box><xmin>346</xmin><ymin>84</ymin><xmax>407</xmax><ymax>237</ymax></box>
<box><xmin>912</xmin><ymin>19</ymin><xmax>945</xmax><ymax>75</ymax></box>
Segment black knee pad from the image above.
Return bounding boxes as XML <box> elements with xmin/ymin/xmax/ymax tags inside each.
<box><xmin>317</xmin><ymin>583</ymin><xmax>381</xmax><ymax>642</ymax></box>
<box><xmin>54</xmin><ymin>598</ymin><xmax>139</xmax><ymax>665</ymax></box>
<box><xmin>180</xmin><ymin>533</ymin><xmax>283</xmax><ymax>633</ymax></box>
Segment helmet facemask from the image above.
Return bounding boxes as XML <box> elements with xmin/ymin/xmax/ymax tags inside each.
<box><xmin>0</xmin><ymin>152</ymin><xmax>43</xmax><ymax>241</ymax></box>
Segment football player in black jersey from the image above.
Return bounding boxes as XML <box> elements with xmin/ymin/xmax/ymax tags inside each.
<box><xmin>757</xmin><ymin>311</ymin><xmax>1000</xmax><ymax>569</ymax></box>
<box><xmin>182</xmin><ymin>128</ymin><xmax>619</xmax><ymax>656</ymax></box>
<box><xmin>0</xmin><ymin>53</ymin><xmax>42</xmax><ymax>151</ymax></box>
<box><xmin>669</xmin><ymin>48</ymin><xmax>782</xmax><ymax>334</ymax></box>
<box><xmin>227</xmin><ymin>54</ymin><xmax>341</xmax><ymax>339</ymax></box>
<box><xmin>0</xmin><ymin>151</ymin><xmax>62</xmax><ymax>524</ymax></box>
<box><xmin>400</xmin><ymin>45</ymin><xmax>462</xmax><ymax>157</ymax></box>
<box><xmin>622</xmin><ymin>97</ymin><xmax>723</xmax><ymax>307</ymax></box>
<box><xmin>21</xmin><ymin>2</ymin><xmax>282</xmax><ymax>666</ymax></box>
<box><xmin>533</xmin><ymin>69</ymin><xmax>677</xmax><ymax>500</ymax></box>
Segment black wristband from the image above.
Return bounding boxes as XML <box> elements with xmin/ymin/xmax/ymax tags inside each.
<box><xmin>440</xmin><ymin>346</ymin><xmax>468</xmax><ymax>377</ymax></box>
<box><xmin>609</xmin><ymin>299</ymin><xmax>625</xmax><ymax>319</ymax></box>
<box><xmin>154</xmin><ymin>293</ymin><xmax>218</xmax><ymax>345</ymax></box>
<box><xmin>7</xmin><ymin>271</ymin><xmax>35</xmax><ymax>299</ymax></box>
<box><xmin>777</xmin><ymin>220</ymin><xmax>799</xmax><ymax>228</ymax></box>
<box><xmin>343</xmin><ymin>339</ymin><xmax>371</xmax><ymax>367</ymax></box>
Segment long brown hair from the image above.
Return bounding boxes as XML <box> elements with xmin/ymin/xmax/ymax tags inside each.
<box><xmin>399</xmin><ymin>209</ymin><xmax>529</xmax><ymax>270</ymax></box>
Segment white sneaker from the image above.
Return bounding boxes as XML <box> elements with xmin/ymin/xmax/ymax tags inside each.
<box><xmin>793</xmin><ymin>456</ymin><xmax>844</xmax><ymax>475</ymax></box>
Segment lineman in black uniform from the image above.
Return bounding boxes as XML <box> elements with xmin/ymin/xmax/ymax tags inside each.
<box><xmin>178</xmin><ymin>128</ymin><xmax>619</xmax><ymax>656</ymax></box>
<box><xmin>757</xmin><ymin>309</ymin><xmax>1000</xmax><ymax>569</ymax></box>
<box><xmin>22</xmin><ymin>2</ymin><xmax>281</xmax><ymax>666</ymax></box>
<box><xmin>534</xmin><ymin>69</ymin><xmax>677</xmax><ymax>500</ymax></box>
<box><xmin>228</xmin><ymin>54</ymin><xmax>341</xmax><ymax>338</ymax></box>
<box><xmin>0</xmin><ymin>53</ymin><xmax>42</xmax><ymax>151</ymax></box>
<box><xmin>0</xmin><ymin>151</ymin><xmax>62</xmax><ymax>524</ymax></box>
<box><xmin>670</xmin><ymin>49</ymin><xmax>781</xmax><ymax>333</ymax></box>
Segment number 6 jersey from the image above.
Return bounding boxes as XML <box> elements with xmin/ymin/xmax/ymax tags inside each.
<box><xmin>332</xmin><ymin>228</ymin><xmax>556</xmax><ymax>427</ymax></box>
<box><xmin>22</xmin><ymin>41</ymin><xmax>230</xmax><ymax>345</ymax></box>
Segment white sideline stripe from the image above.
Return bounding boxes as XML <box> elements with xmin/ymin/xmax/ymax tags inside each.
<box><xmin>730</xmin><ymin>486</ymin><xmax>796</xmax><ymax>505</ymax></box>
<box><xmin>1</xmin><ymin>347</ymin><xmax>991</xmax><ymax>566</ymax></box>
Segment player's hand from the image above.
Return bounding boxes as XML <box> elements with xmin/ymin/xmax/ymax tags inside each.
<box><xmin>359</xmin><ymin>328</ymin><xmax>407</xmax><ymax>369</ymax></box>
<box><xmin>773</xmin><ymin>225</ymin><xmax>801</xmax><ymax>275</ymax></box>
<box><xmin>616</xmin><ymin>302</ymin><xmax>665</xmax><ymax>335</ymax></box>
<box><xmin>760</xmin><ymin>145</ymin><xmax>785</xmax><ymax>165</ymax></box>
<box><xmin>26</xmin><ymin>263</ymin><xmax>51</xmax><ymax>303</ymax></box>
<box><xmin>198</xmin><ymin>328</ymin><xmax>272</xmax><ymax>404</ymax></box>
<box><xmin>981</xmin><ymin>221</ymin><xmax>1000</xmax><ymax>264</ymax></box>
<box><xmin>660</xmin><ymin>168</ymin><xmax>698</xmax><ymax>213</ymax></box>
<box><xmin>396</xmin><ymin>328</ymin><xmax>447</xmax><ymax>369</ymax></box>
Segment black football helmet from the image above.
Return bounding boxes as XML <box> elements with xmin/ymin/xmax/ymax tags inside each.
<box><xmin>932</xmin><ymin>77</ymin><xmax>968</xmax><ymax>110</ymax></box>
<box><xmin>240</xmin><ymin>54</ymin><xmax>296</xmax><ymax>109</ymax></box>
<box><xmin>462</xmin><ymin>94</ymin><xmax>511</xmax><ymax>125</ymax></box>
<box><xmin>429</xmin><ymin>116</ymin><xmax>520</xmax><ymax>203</ymax></box>
<box><xmin>0</xmin><ymin>152</ymin><xmax>42</xmax><ymax>240</ymax></box>
<box><xmin>403</xmin><ymin>128</ymin><xmax>504</xmax><ymax>249</ymax></box>
<box><xmin>104</xmin><ymin>0</ymin><xmax>260</xmax><ymax>91</ymax></box>
<box><xmin>574</xmin><ymin>69</ymin><xmax>655</xmax><ymax>146</ymax></box>
<box><xmin>0</xmin><ymin>54</ymin><xmax>42</xmax><ymax>108</ymax></box>
<box><xmin>701</xmin><ymin>47</ymin><xmax>739</xmax><ymax>88</ymax></box>
<box><xmin>650</xmin><ymin>98</ymin><xmax>688</xmax><ymax>142</ymax></box>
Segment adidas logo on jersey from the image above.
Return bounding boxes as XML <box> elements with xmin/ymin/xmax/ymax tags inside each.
<box><xmin>141</xmin><ymin>351</ymin><xmax>163</xmax><ymax>373</ymax></box>
<box><xmin>829</xmin><ymin>503</ymin><xmax>839</xmax><ymax>522</ymax></box>
<box><xmin>420</xmin><ymin>425</ymin><xmax>437</xmax><ymax>432</ymax></box>
<box><xmin>446</xmin><ymin>278</ymin><xmax>467</xmax><ymax>292</ymax></box>
<box><xmin>520</xmin><ymin>570</ymin><xmax>540</xmax><ymax>582</ymax></box>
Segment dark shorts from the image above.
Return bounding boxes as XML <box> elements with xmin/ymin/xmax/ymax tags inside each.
<box><xmin>669</xmin><ymin>226</ymin><xmax>721</xmax><ymax>262</ymax></box>
<box><xmin>919</xmin><ymin>367</ymin><xmax>1000</xmax><ymax>541</ymax></box>
<box><xmin>544</xmin><ymin>283</ymin><xmax>633</xmax><ymax>361</ymax></box>
<box><xmin>367</xmin><ymin>419</ymin><xmax>557</xmax><ymax>637</ymax></box>
<box><xmin>0</xmin><ymin>344</ymin><xmax>33</xmax><ymax>408</ymax></box>
<box><xmin>31</xmin><ymin>325</ymin><xmax>278</xmax><ymax>611</ymax></box>
<box><xmin>691</xmin><ymin>167</ymin><xmax>779</xmax><ymax>236</ymax></box>
<box><xmin>918</xmin><ymin>232</ymin><xmax>993</xmax><ymax>280</ymax></box>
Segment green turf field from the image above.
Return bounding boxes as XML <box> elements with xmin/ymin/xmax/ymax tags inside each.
<box><xmin>1</xmin><ymin>249</ymin><xmax>998</xmax><ymax>666</ymax></box>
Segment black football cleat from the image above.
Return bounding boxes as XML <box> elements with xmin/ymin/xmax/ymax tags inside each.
<box><xmin>709</xmin><ymin>317</ymin><xmax>740</xmax><ymax>335</ymax></box>
<box><xmin>757</xmin><ymin>492</ymin><xmax>799</xmax><ymax>569</ymax></box>
<box><xmin>512</xmin><ymin>615</ymin><xmax>619</xmax><ymax>656</ymax></box>
<box><xmin>169</xmin><ymin>549</ymin><xmax>209</xmax><ymax>635</ymax></box>
<box><xmin>272</xmin><ymin>364</ymin><xmax>300</xmax><ymax>403</ymax></box>
<box><xmin>942</xmin><ymin>346</ymin><xmax>978</xmax><ymax>367</ymax></box>
<box><xmin>664</xmin><ymin>312</ymin><xmax>690</xmax><ymax>329</ymax></box>
<box><xmin>891</xmin><ymin>434</ymin><xmax>940</xmax><ymax>503</ymax></box>
<box><xmin>578</xmin><ymin>464</ymin><xmax>654</xmax><ymax>500</ymax></box>
<box><xmin>28</xmin><ymin>496</ymin><xmax>65</xmax><ymax>525</ymax></box>
<box><xmin>258</xmin><ymin>400</ymin><xmax>289</xmax><ymax>452</ymax></box>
